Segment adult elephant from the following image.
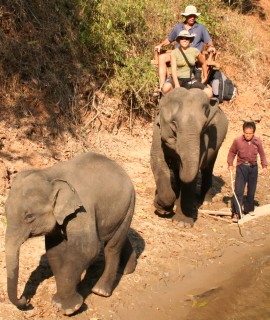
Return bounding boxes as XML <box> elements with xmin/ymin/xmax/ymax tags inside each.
<box><xmin>5</xmin><ymin>152</ymin><xmax>136</xmax><ymax>315</ymax></box>
<box><xmin>151</xmin><ymin>87</ymin><xmax>228</xmax><ymax>227</ymax></box>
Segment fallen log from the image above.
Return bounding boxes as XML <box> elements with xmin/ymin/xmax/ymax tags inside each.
<box><xmin>200</xmin><ymin>212</ymin><xmax>232</xmax><ymax>223</ymax></box>
<box><xmin>199</xmin><ymin>209</ymin><xmax>232</xmax><ymax>216</ymax></box>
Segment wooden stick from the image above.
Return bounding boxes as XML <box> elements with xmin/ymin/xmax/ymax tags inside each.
<box><xmin>200</xmin><ymin>212</ymin><xmax>232</xmax><ymax>223</ymax></box>
<box><xmin>199</xmin><ymin>209</ymin><xmax>232</xmax><ymax>216</ymax></box>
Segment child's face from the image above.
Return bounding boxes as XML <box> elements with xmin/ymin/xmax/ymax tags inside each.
<box><xmin>243</xmin><ymin>128</ymin><xmax>254</xmax><ymax>141</ymax></box>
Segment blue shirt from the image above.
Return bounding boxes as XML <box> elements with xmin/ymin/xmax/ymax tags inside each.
<box><xmin>168</xmin><ymin>22</ymin><xmax>212</xmax><ymax>52</ymax></box>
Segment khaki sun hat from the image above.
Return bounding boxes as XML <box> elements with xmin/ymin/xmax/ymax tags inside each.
<box><xmin>175</xmin><ymin>30</ymin><xmax>195</xmax><ymax>42</ymax></box>
<box><xmin>181</xmin><ymin>5</ymin><xmax>201</xmax><ymax>17</ymax></box>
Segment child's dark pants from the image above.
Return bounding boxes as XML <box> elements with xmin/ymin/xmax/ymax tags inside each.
<box><xmin>232</xmin><ymin>163</ymin><xmax>258</xmax><ymax>215</ymax></box>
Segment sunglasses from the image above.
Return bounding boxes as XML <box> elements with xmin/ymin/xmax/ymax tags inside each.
<box><xmin>179</xmin><ymin>37</ymin><xmax>191</xmax><ymax>41</ymax></box>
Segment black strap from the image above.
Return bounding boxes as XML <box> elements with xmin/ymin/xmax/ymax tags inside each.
<box><xmin>178</xmin><ymin>47</ymin><xmax>194</xmax><ymax>80</ymax></box>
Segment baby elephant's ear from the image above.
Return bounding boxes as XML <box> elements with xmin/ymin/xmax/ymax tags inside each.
<box><xmin>51</xmin><ymin>179</ymin><xmax>82</xmax><ymax>225</ymax></box>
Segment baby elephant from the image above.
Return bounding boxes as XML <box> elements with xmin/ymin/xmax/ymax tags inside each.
<box><xmin>5</xmin><ymin>152</ymin><xmax>136</xmax><ymax>315</ymax></box>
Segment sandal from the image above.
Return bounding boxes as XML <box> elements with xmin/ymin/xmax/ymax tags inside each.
<box><xmin>232</xmin><ymin>213</ymin><xmax>240</xmax><ymax>223</ymax></box>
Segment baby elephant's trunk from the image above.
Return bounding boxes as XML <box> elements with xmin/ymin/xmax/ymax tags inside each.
<box><xmin>5</xmin><ymin>227</ymin><xmax>28</xmax><ymax>309</ymax></box>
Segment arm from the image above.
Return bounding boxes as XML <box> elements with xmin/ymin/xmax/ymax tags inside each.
<box><xmin>155</xmin><ymin>23</ymin><xmax>181</xmax><ymax>52</ymax></box>
<box><xmin>201</xmin><ymin>25</ymin><xmax>216</xmax><ymax>53</ymax></box>
<box><xmin>197</xmin><ymin>53</ymin><xmax>208</xmax><ymax>84</ymax></box>
<box><xmin>155</xmin><ymin>38</ymin><xmax>171</xmax><ymax>53</ymax></box>
<box><xmin>171</xmin><ymin>55</ymin><xmax>180</xmax><ymax>88</ymax></box>
<box><xmin>206</xmin><ymin>41</ymin><xmax>216</xmax><ymax>54</ymax></box>
<box><xmin>227</xmin><ymin>139</ymin><xmax>238</xmax><ymax>171</ymax></box>
<box><xmin>257</xmin><ymin>140</ymin><xmax>268</xmax><ymax>175</ymax></box>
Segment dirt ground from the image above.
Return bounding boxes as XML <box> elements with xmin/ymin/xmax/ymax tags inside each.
<box><xmin>1</xmin><ymin>98</ymin><xmax>270</xmax><ymax>319</ymax></box>
<box><xmin>1</xmin><ymin>1</ymin><xmax>270</xmax><ymax>318</ymax></box>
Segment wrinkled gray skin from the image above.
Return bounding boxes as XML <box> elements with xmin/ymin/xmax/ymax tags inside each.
<box><xmin>5</xmin><ymin>152</ymin><xmax>136</xmax><ymax>315</ymax></box>
<box><xmin>151</xmin><ymin>87</ymin><xmax>228</xmax><ymax>227</ymax></box>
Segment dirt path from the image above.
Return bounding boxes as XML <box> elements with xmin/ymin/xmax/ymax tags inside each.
<box><xmin>1</xmin><ymin>108</ymin><xmax>270</xmax><ymax>319</ymax></box>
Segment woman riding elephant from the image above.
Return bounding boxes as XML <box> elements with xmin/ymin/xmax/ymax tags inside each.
<box><xmin>162</xmin><ymin>30</ymin><xmax>212</xmax><ymax>98</ymax></box>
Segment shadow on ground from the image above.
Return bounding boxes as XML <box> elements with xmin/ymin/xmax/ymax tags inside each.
<box><xmin>20</xmin><ymin>228</ymin><xmax>145</xmax><ymax>312</ymax></box>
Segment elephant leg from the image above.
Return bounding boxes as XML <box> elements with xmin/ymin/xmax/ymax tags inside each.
<box><xmin>45</xmin><ymin>233</ymin><xmax>98</xmax><ymax>316</ymax></box>
<box><xmin>153</xmin><ymin>166</ymin><xmax>177</xmax><ymax>215</ymax></box>
<box><xmin>119</xmin><ymin>237</ymin><xmax>137</xmax><ymax>275</ymax></box>
<box><xmin>92</xmin><ymin>215</ymin><xmax>132</xmax><ymax>297</ymax></box>
<box><xmin>173</xmin><ymin>180</ymin><xmax>197</xmax><ymax>228</ymax></box>
<box><xmin>200</xmin><ymin>155</ymin><xmax>217</xmax><ymax>204</ymax></box>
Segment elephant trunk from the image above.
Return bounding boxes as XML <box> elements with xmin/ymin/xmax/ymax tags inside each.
<box><xmin>176</xmin><ymin>134</ymin><xmax>200</xmax><ymax>183</ymax></box>
<box><xmin>5</xmin><ymin>227</ymin><xmax>29</xmax><ymax>308</ymax></box>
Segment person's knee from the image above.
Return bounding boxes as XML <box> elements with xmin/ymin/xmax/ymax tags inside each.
<box><xmin>204</xmin><ymin>87</ymin><xmax>213</xmax><ymax>99</ymax></box>
<box><xmin>162</xmin><ymin>83</ymin><xmax>173</xmax><ymax>94</ymax></box>
<box><xmin>159</xmin><ymin>53</ymin><xmax>170</xmax><ymax>64</ymax></box>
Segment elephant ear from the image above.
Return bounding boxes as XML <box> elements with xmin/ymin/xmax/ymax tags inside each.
<box><xmin>202</xmin><ymin>98</ymin><xmax>220</xmax><ymax>132</ymax></box>
<box><xmin>51</xmin><ymin>179</ymin><xmax>83</xmax><ymax>225</ymax></box>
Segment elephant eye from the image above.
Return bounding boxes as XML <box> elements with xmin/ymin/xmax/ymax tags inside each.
<box><xmin>25</xmin><ymin>213</ymin><xmax>36</xmax><ymax>223</ymax></box>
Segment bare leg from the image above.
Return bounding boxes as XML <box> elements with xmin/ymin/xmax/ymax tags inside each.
<box><xmin>204</xmin><ymin>85</ymin><xmax>213</xmax><ymax>98</ymax></box>
<box><xmin>162</xmin><ymin>82</ymin><xmax>173</xmax><ymax>94</ymax></box>
<box><xmin>158</xmin><ymin>53</ymin><xmax>171</xmax><ymax>88</ymax></box>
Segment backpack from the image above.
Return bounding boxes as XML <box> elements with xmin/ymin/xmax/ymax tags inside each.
<box><xmin>209</xmin><ymin>70</ymin><xmax>236</xmax><ymax>103</ymax></box>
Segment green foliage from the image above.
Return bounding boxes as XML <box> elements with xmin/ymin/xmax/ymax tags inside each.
<box><xmin>73</xmin><ymin>0</ymin><xmax>227</xmax><ymax>115</ymax></box>
<box><xmin>76</xmin><ymin>0</ymin><xmax>159</xmax><ymax>114</ymax></box>
<box><xmin>108</xmin><ymin>56</ymin><xmax>157</xmax><ymax>115</ymax></box>
<box><xmin>1</xmin><ymin>0</ymin><xmax>266</xmax><ymax>130</ymax></box>
<box><xmin>215</xmin><ymin>13</ymin><xmax>258</xmax><ymax>65</ymax></box>
<box><xmin>72</xmin><ymin>0</ymin><xmax>262</xmax><ymax>117</ymax></box>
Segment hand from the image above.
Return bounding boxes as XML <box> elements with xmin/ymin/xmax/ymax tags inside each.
<box><xmin>208</xmin><ymin>46</ymin><xmax>216</xmax><ymax>54</ymax></box>
<box><xmin>263</xmin><ymin>167</ymin><xmax>268</xmax><ymax>176</ymax></box>
<box><xmin>154</xmin><ymin>45</ymin><xmax>162</xmax><ymax>53</ymax></box>
<box><xmin>228</xmin><ymin>165</ymin><xmax>234</xmax><ymax>172</ymax></box>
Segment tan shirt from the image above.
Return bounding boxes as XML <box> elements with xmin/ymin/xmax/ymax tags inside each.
<box><xmin>171</xmin><ymin>47</ymin><xmax>200</xmax><ymax>79</ymax></box>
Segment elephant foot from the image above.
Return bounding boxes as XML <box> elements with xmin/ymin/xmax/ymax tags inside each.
<box><xmin>154</xmin><ymin>199</ymin><xmax>174</xmax><ymax>216</ymax></box>
<box><xmin>92</xmin><ymin>280</ymin><xmax>113</xmax><ymax>297</ymax></box>
<box><xmin>52</xmin><ymin>292</ymin><xmax>83</xmax><ymax>315</ymax></box>
<box><xmin>64</xmin><ymin>303</ymin><xmax>83</xmax><ymax>316</ymax></box>
<box><xmin>155</xmin><ymin>208</ymin><xmax>173</xmax><ymax>216</ymax></box>
<box><xmin>172</xmin><ymin>214</ymin><xmax>194</xmax><ymax>228</ymax></box>
<box><xmin>52</xmin><ymin>294</ymin><xmax>62</xmax><ymax>309</ymax></box>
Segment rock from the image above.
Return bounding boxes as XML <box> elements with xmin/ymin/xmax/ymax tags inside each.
<box><xmin>251</xmin><ymin>114</ymin><xmax>262</xmax><ymax>122</ymax></box>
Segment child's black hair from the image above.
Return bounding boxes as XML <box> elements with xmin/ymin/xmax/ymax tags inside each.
<box><xmin>243</xmin><ymin>121</ymin><xmax>256</xmax><ymax>132</ymax></box>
